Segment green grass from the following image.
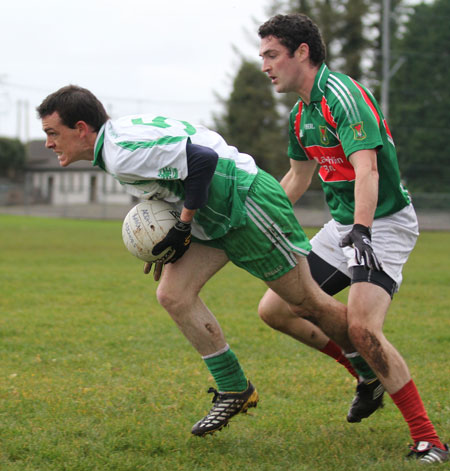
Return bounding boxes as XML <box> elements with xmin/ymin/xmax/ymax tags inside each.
<box><xmin>0</xmin><ymin>214</ymin><xmax>448</xmax><ymax>470</ymax></box>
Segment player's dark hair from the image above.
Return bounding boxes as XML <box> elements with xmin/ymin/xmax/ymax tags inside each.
<box><xmin>258</xmin><ymin>13</ymin><xmax>326</xmax><ymax>66</ymax></box>
<box><xmin>36</xmin><ymin>85</ymin><xmax>109</xmax><ymax>132</ymax></box>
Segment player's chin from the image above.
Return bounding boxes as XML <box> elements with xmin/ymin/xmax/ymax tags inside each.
<box><xmin>58</xmin><ymin>156</ymin><xmax>70</xmax><ymax>167</ymax></box>
<box><xmin>271</xmin><ymin>83</ymin><xmax>283</xmax><ymax>93</ymax></box>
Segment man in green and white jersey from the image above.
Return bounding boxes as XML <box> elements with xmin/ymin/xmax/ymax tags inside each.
<box><xmin>258</xmin><ymin>13</ymin><xmax>448</xmax><ymax>463</ymax></box>
<box><xmin>37</xmin><ymin>85</ymin><xmax>361</xmax><ymax>438</ymax></box>
<box><xmin>95</xmin><ymin>114</ymin><xmax>259</xmax><ymax>244</ymax></box>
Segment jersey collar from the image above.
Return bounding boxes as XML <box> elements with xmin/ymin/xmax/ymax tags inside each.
<box><xmin>309</xmin><ymin>63</ymin><xmax>329</xmax><ymax>103</ymax></box>
<box><xmin>93</xmin><ymin>123</ymin><xmax>106</xmax><ymax>170</ymax></box>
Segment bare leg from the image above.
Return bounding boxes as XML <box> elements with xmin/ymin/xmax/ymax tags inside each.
<box><xmin>347</xmin><ymin>282</ymin><xmax>446</xmax><ymax>449</ymax></box>
<box><xmin>259</xmin><ymin>289</ymin><xmax>330</xmax><ymax>349</ymax></box>
<box><xmin>157</xmin><ymin>243</ymin><xmax>259</xmax><ymax>437</ymax></box>
<box><xmin>347</xmin><ymin>282</ymin><xmax>411</xmax><ymax>394</ymax></box>
<box><xmin>156</xmin><ymin>243</ymin><xmax>229</xmax><ymax>356</ymax></box>
<box><xmin>264</xmin><ymin>256</ymin><xmax>354</xmax><ymax>352</ymax></box>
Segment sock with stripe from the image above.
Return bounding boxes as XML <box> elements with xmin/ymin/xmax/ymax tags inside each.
<box><xmin>345</xmin><ymin>351</ymin><xmax>378</xmax><ymax>381</ymax></box>
<box><xmin>390</xmin><ymin>379</ymin><xmax>445</xmax><ymax>450</ymax></box>
<box><xmin>320</xmin><ymin>340</ymin><xmax>359</xmax><ymax>379</ymax></box>
<box><xmin>203</xmin><ymin>344</ymin><xmax>248</xmax><ymax>392</ymax></box>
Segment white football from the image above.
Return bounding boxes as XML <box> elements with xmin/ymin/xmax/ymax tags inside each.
<box><xmin>122</xmin><ymin>200</ymin><xmax>179</xmax><ymax>262</ymax></box>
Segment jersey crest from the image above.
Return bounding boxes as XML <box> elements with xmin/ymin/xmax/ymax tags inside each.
<box><xmin>350</xmin><ymin>121</ymin><xmax>367</xmax><ymax>140</ymax></box>
<box><xmin>319</xmin><ymin>126</ymin><xmax>329</xmax><ymax>144</ymax></box>
<box><xmin>158</xmin><ymin>166</ymin><xmax>179</xmax><ymax>179</ymax></box>
<box><xmin>294</xmin><ymin>103</ymin><xmax>355</xmax><ymax>183</ymax></box>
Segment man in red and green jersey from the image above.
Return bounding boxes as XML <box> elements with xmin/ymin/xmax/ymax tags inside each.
<box><xmin>287</xmin><ymin>65</ymin><xmax>411</xmax><ymax>225</ymax></box>
<box><xmin>257</xmin><ymin>13</ymin><xmax>447</xmax><ymax>463</ymax></box>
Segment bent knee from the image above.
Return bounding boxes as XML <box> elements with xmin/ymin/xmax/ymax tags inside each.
<box><xmin>348</xmin><ymin>322</ymin><xmax>380</xmax><ymax>351</ymax></box>
<box><xmin>258</xmin><ymin>300</ymin><xmax>276</xmax><ymax>326</ymax></box>
<box><xmin>156</xmin><ymin>286</ymin><xmax>176</xmax><ymax>312</ymax></box>
<box><xmin>258</xmin><ymin>299</ymin><xmax>287</xmax><ymax>330</ymax></box>
<box><xmin>156</xmin><ymin>284</ymin><xmax>194</xmax><ymax>313</ymax></box>
<box><xmin>258</xmin><ymin>297</ymin><xmax>304</xmax><ymax>332</ymax></box>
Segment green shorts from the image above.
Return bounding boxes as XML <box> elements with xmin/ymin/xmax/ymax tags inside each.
<box><xmin>193</xmin><ymin>169</ymin><xmax>311</xmax><ymax>281</ymax></box>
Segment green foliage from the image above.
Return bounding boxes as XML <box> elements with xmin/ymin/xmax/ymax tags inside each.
<box><xmin>0</xmin><ymin>214</ymin><xmax>448</xmax><ymax>470</ymax></box>
<box><xmin>389</xmin><ymin>0</ymin><xmax>450</xmax><ymax>192</ymax></box>
<box><xmin>213</xmin><ymin>60</ymin><xmax>288</xmax><ymax>179</ymax></box>
<box><xmin>336</xmin><ymin>0</ymin><xmax>372</xmax><ymax>80</ymax></box>
<box><xmin>0</xmin><ymin>137</ymin><xmax>26</xmax><ymax>180</ymax></box>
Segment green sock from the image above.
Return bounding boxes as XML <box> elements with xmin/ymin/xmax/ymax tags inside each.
<box><xmin>345</xmin><ymin>352</ymin><xmax>377</xmax><ymax>381</ymax></box>
<box><xmin>203</xmin><ymin>346</ymin><xmax>248</xmax><ymax>392</ymax></box>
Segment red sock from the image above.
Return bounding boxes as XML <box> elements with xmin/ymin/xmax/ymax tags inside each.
<box><xmin>320</xmin><ymin>340</ymin><xmax>359</xmax><ymax>380</ymax></box>
<box><xmin>390</xmin><ymin>379</ymin><xmax>444</xmax><ymax>450</ymax></box>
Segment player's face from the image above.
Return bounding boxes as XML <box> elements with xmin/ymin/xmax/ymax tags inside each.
<box><xmin>259</xmin><ymin>35</ymin><xmax>303</xmax><ymax>94</ymax></box>
<box><xmin>42</xmin><ymin>112</ymin><xmax>86</xmax><ymax>167</ymax></box>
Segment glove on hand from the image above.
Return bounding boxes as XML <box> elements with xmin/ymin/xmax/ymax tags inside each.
<box><xmin>152</xmin><ymin>219</ymin><xmax>192</xmax><ymax>264</ymax></box>
<box><xmin>339</xmin><ymin>224</ymin><xmax>382</xmax><ymax>271</ymax></box>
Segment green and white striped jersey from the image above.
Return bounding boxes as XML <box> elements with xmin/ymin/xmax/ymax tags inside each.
<box><xmin>288</xmin><ymin>64</ymin><xmax>410</xmax><ymax>225</ymax></box>
<box><xmin>93</xmin><ymin>114</ymin><xmax>258</xmax><ymax>240</ymax></box>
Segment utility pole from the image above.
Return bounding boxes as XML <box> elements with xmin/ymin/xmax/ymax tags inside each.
<box><xmin>381</xmin><ymin>0</ymin><xmax>390</xmax><ymax>119</ymax></box>
<box><xmin>24</xmin><ymin>100</ymin><xmax>29</xmax><ymax>143</ymax></box>
<box><xmin>16</xmin><ymin>99</ymin><xmax>22</xmax><ymax>140</ymax></box>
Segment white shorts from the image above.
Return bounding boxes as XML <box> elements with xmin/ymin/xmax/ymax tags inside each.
<box><xmin>310</xmin><ymin>204</ymin><xmax>419</xmax><ymax>291</ymax></box>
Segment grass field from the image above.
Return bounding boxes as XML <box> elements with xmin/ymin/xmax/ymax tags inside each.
<box><xmin>0</xmin><ymin>214</ymin><xmax>448</xmax><ymax>470</ymax></box>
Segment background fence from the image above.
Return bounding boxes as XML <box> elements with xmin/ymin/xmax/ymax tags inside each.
<box><xmin>1</xmin><ymin>183</ymin><xmax>449</xmax><ymax>230</ymax></box>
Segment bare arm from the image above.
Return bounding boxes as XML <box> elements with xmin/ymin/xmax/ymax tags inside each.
<box><xmin>340</xmin><ymin>149</ymin><xmax>382</xmax><ymax>270</ymax></box>
<box><xmin>280</xmin><ymin>159</ymin><xmax>318</xmax><ymax>204</ymax></box>
<box><xmin>179</xmin><ymin>207</ymin><xmax>196</xmax><ymax>223</ymax></box>
<box><xmin>349</xmin><ymin>149</ymin><xmax>379</xmax><ymax>227</ymax></box>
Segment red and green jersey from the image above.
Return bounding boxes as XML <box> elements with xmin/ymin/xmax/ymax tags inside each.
<box><xmin>288</xmin><ymin>63</ymin><xmax>410</xmax><ymax>225</ymax></box>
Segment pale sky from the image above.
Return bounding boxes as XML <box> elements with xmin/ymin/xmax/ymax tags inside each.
<box><xmin>0</xmin><ymin>0</ymin><xmax>278</xmax><ymax>142</ymax></box>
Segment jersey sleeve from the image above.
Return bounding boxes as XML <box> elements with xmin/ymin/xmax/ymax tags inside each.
<box><xmin>329</xmin><ymin>77</ymin><xmax>383</xmax><ymax>158</ymax></box>
<box><xmin>105</xmin><ymin>117</ymin><xmax>190</xmax><ymax>183</ymax></box>
<box><xmin>287</xmin><ymin>105</ymin><xmax>308</xmax><ymax>161</ymax></box>
<box><xmin>183</xmin><ymin>142</ymin><xmax>218</xmax><ymax>209</ymax></box>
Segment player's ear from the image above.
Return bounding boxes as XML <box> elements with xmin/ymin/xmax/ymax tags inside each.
<box><xmin>296</xmin><ymin>42</ymin><xmax>310</xmax><ymax>61</ymax></box>
<box><xmin>75</xmin><ymin>120</ymin><xmax>91</xmax><ymax>137</ymax></box>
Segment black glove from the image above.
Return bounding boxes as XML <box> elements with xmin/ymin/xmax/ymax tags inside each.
<box><xmin>152</xmin><ymin>219</ymin><xmax>192</xmax><ymax>264</ymax></box>
<box><xmin>339</xmin><ymin>224</ymin><xmax>382</xmax><ymax>271</ymax></box>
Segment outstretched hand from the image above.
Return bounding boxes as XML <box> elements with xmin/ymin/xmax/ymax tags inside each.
<box><xmin>339</xmin><ymin>224</ymin><xmax>382</xmax><ymax>271</ymax></box>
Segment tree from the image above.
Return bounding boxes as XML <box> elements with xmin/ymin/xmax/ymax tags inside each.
<box><xmin>336</xmin><ymin>0</ymin><xmax>373</xmax><ymax>80</ymax></box>
<box><xmin>388</xmin><ymin>0</ymin><xmax>450</xmax><ymax>193</ymax></box>
<box><xmin>213</xmin><ymin>60</ymin><xmax>289</xmax><ymax>179</ymax></box>
<box><xmin>0</xmin><ymin>137</ymin><xmax>26</xmax><ymax>180</ymax></box>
